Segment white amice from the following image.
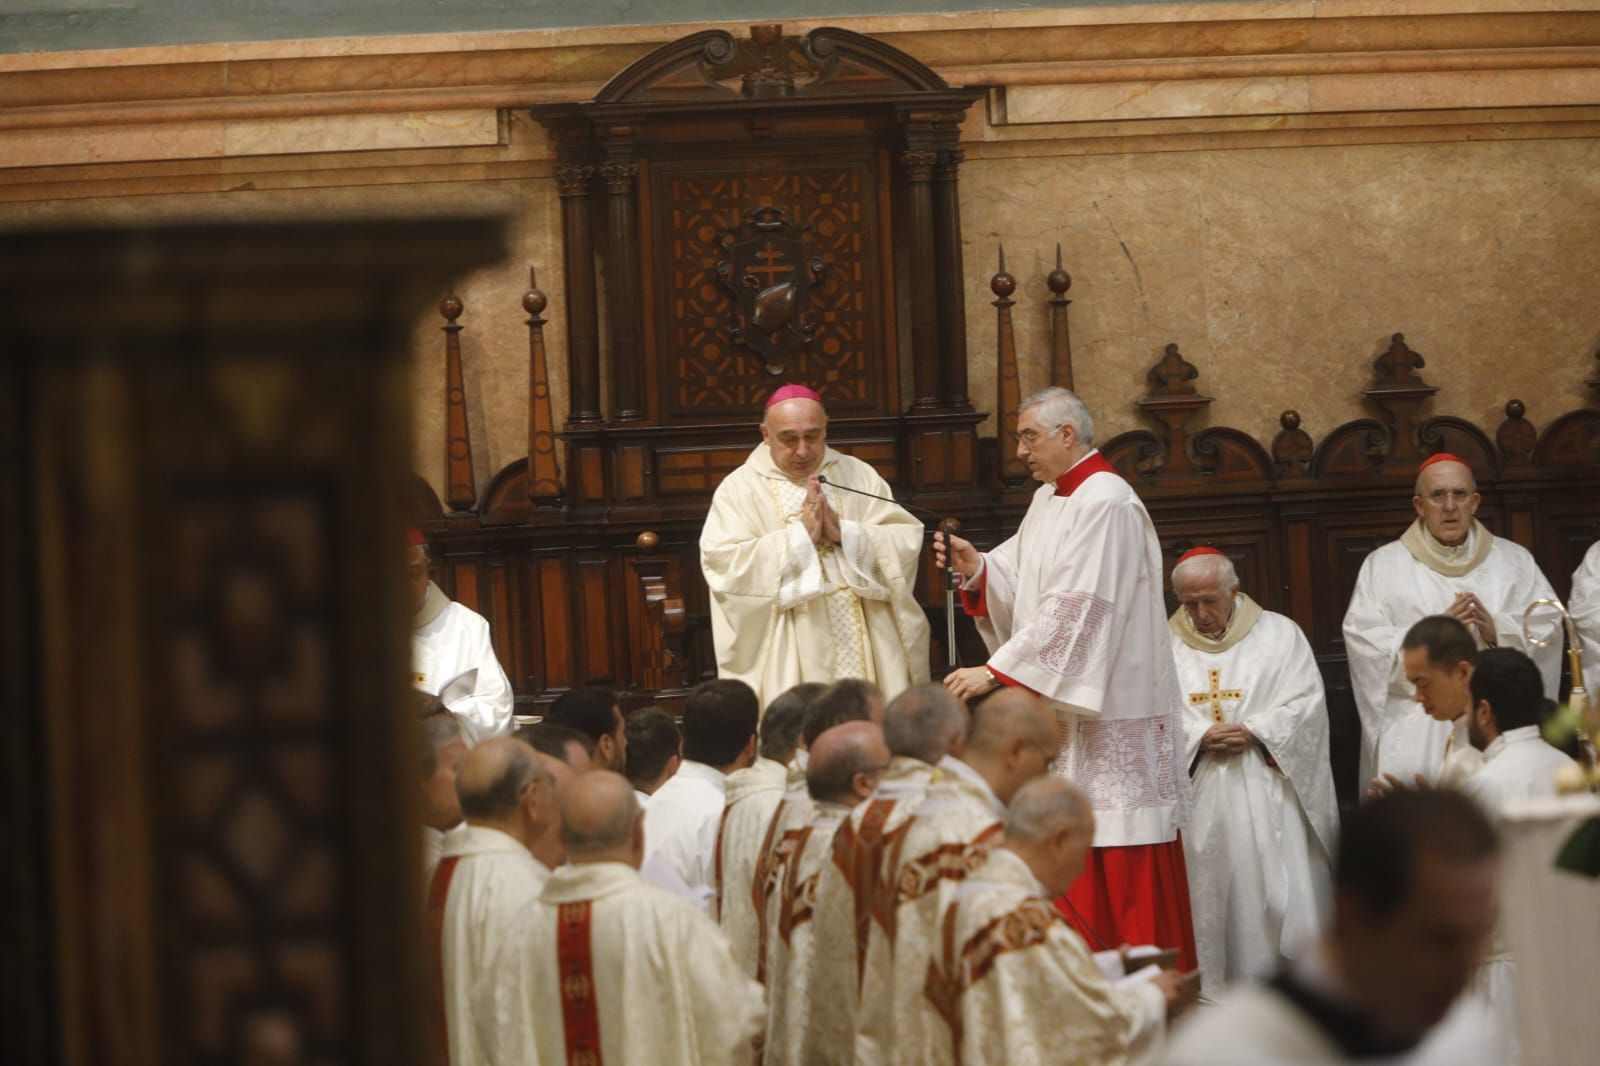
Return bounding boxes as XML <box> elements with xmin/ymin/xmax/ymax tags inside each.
<box><xmin>1170</xmin><ymin>600</ymin><xmax>1338</xmax><ymax>993</ymax></box>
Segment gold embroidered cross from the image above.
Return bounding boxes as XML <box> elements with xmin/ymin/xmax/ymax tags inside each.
<box><xmin>1189</xmin><ymin>668</ymin><xmax>1244</xmax><ymax>724</ymax></box>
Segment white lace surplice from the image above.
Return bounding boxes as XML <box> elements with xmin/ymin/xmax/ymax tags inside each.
<box><xmin>971</xmin><ymin>460</ymin><xmax>1188</xmax><ymax>847</ymax></box>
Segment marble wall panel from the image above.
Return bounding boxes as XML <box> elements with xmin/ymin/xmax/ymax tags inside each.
<box><xmin>958</xmin><ymin>136</ymin><xmax>1600</xmax><ymax>450</ymax></box>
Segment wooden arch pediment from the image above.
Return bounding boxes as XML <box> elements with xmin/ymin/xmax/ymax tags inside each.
<box><xmin>594</xmin><ymin>24</ymin><xmax>952</xmax><ymax>105</ymax></box>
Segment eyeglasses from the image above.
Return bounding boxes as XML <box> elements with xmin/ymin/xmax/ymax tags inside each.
<box><xmin>1420</xmin><ymin>489</ymin><xmax>1473</xmax><ymax>504</ymax></box>
<box><xmin>1017</xmin><ymin>426</ymin><xmax>1061</xmax><ymax>447</ymax></box>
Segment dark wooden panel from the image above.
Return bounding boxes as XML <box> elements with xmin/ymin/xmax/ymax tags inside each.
<box><xmin>537</xmin><ymin>556</ymin><xmax>573</xmax><ymax>691</ymax></box>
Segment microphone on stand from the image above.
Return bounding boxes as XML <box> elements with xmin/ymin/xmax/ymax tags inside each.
<box><xmin>817</xmin><ymin>475</ymin><xmax>965</xmax><ymax>669</ymax></box>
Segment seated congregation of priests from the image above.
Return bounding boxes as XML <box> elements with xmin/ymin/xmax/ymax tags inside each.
<box><xmin>412</xmin><ymin>383</ymin><xmax>1600</xmax><ymax>1064</ymax></box>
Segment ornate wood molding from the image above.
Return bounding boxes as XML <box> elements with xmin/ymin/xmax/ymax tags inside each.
<box><xmin>523</xmin><ymin>268</ymin><xmax>563</xmax><ymax>507</ymax></box>
<box><xmin>1046</xmin><ymin>245</ymin><xmax>1073</xmax><ymax>391</ymax></box>
<box><xmin>990</xmin><ymin>247</ymin><xmax>1027</xmax><ymax>487</ymax></box>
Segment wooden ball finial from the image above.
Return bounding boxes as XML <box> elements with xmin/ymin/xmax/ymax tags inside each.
<box><xmin>1505</xmin><ymin>399</ymin><xmax>1525</xmax><ymax>419</ymax></box>
<box><xmin>439</xmin><ymin>294</ymin><xmax>463</xmax><ymax>321</ymax></box>
<box><xmin>523</xmin><ymin>267</ymin><xmax>547</xmax><ymax>316</ymax></box>
<box><xmin>1046</xmin><ymin>244</ymin><xmax>1072</xmax><ymax>295</ymax></box>
<box><xmin>990</xmin><ymin>245</ymin><xmax>1015</xmax><ymax>298</ymax></box>
<box><xmin>636</xmin><ymin>531</ymin><xmax>660</xmax><ymax>550</ymax></box>
<box><xmin>1280</xmin><ymin>410</ymin><xmax>1301</xmax><ymax>431</ymax></box>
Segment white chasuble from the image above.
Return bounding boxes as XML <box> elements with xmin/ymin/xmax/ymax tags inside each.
<box><xmin>1170</xmin><ymin>600</ymin><xmax>1338</xmax><ymax>992</ymax></box>
<box><xmin>807</xmin><ymin>757</ymin><xmax>936</xmax><ymax>1065</ymax></box>
<box><xmin>1342</xmin><ymin>520</ymin><xmax>1559</xmax><ymax>785</ymax></box>
<box><xmin>412</xmin><ymin>585</ymin><xmax>514</xmax><ymax>745</ymax></box>
<box><xmin>700</xmin><ymin>445</ymin><xmax>930</xmax><ymax>706</ymax></box>
<box><xmin>1573</xmin><ymin>540</ymin><xmax>1600</xmax><ymax>705</ymax></box>
<box><xmin>964</xmin><ymin>451</ymin><xmax>1187</xmax><ymax>848</ymax></box>
<box><xmin>927</xmin><ymin>849</ymin><xmax>1165</xmax><ymax>1066</ymax></box>
<box><xmin>716</xmin><ymin>756</ymin><xmax>790</xmax><ymax>979</ymax></box>
<box><xmin>427</xmin><ymin>826</ymin><xmax>549</xmax><ymax>1066</ymax></box>
<box><xmin>639</xmin><ymin>759</ymin><xmax>727</xmax><ymax>914</ymax></box>
<box><xmin>763</xmin><ymin>800</ymin><xmax>852</xmax><ymax>1066</ymax></box>
<box><xmin>862</xmin><ymin>761</ymin><xmax>1005</xmax><ymax>1066</ymax></box>
<box><xmin>474</xmin><ymin>861</ymin><xmax>765</xmax><ymax>1066</ymax></box>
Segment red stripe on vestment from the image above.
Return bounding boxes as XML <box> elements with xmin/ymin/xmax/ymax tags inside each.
<box><xmin>557</xmin><ymin>900</ymin><xmax>605</xmax><ymax>1066</ymax></box>
<box><xmin>959</xmin><ymin>569</ymin><xmax>988</xmax><ymax>617</ymax></box>
<box><xmin>1053</xmin><ymin>450</ymin><xmax>1118</xmax><ymax>497</ymax></box>
<box><xmin>425</xmin><ymin>855</ymin><xmax>461</xmax><ymax>1066</ymax></box>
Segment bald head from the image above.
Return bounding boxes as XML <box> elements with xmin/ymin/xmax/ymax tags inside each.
<box><xmin>1003</xmin><ymin>777</ymin><xmax>1097</xmax><ymax>897</ymax></box>
<box><xmin>962</xmin><ymin>688</ymin><xmax>1061</xmax><ymax>805</ymax></box>
<box><xmin>966</xmin><ymin>688</ymin><xmax>1057</xmax><ymax>758</ymax></box>
<box><xmin>882</xmin><ymin>683</ymin><xmax>968</xmax><ymax>764</ymax></box>
<box><xmin>559</xmin><ymin>770</ymin><xmax>644</xmax><ymax>864</ymax></box>
<box><xmin>807</xmin><ymin>721</ymin><xmax>890</xmax><ymax>806</ymax></box>
<box><xmin>1006</xmin><ymin>777</ymin><xmax>1093</xmax><ymax>842</ymax></box>
<box><xmin>456</xmin><ymin>738</ymin><xmax>546</xmax><ymax>822</ymax></box>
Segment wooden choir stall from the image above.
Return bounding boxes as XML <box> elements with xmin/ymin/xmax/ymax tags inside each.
<box><xmin>409</xmin><ymin>25</ymin><xmax>1600</xmax><ymax>811</ymax></box>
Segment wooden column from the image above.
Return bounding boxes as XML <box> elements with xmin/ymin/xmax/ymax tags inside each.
<box><xmin>555</xmin><ymin>162</ymin><xmax>601</xmax><ymax>426</ymax></box>
<box><xmin>932</xmin><ymin>147</ymin><xmax>970</xmax><ymax>410</ymax></box>
<box><xmin>523</xmin><ymin>269</ymin><xmax>563</xmax><ymax>506</ymax></box>
<box><xmin>602</xmin><ymin>153</ymin><xmax>645</xmax><ymax>423</ymax></box>
<box><xmin>440</xmin><ymin>294</ymin><xmax>478</xmax><ymax>513</ymax></box>
<box><xmin>1046</xmin><ymin>245</ymin><xmax>1074</xmax><ymax>390</ymax></box>
<box><xmin>902</xmin><ymin>148</ymin><xmax>941</xmax><ymax>411</ymax></box>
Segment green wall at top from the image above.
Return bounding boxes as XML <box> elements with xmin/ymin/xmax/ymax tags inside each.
<box><xmin>2</xmin><ymin>1</ymin><xmax>1259</xmax><ymax>56</ymax></box>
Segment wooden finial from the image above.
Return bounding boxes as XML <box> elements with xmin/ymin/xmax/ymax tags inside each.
<box><xmin>991</xmin><ymin>245</ymin><xmax>1015</xmax><ymax>298</ymax></box>
<box><xmin>1046</xmin><ymin>243</ymin><xmax>1072</xmax><ymax>295</ymax></box>
<box><xmin>439</xmin><ymin>294</ymin><xmax>463</xmax><ymax>322</ymax></box>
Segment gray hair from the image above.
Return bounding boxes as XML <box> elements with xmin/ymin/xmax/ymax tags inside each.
<box><xmin>1004</xmin><ymin>777</ymin><xmax>1092</xmax><ymax>843</ymax></box>
<box><xmin>420</xmin><ymin>712</ymin><xmax>462</xmax><ymax>780</ymax></box>
<box><xmin>1171</xmin><ymin>552</ymin><xmax>1239</xmax><ymax>593</ymax></box>
<box><xmin>882</xmin><ymin>683</ymin><xmax>968</xmax><ymax>763</ymax></box>
<box><xmin>1019</xmin><ymin>386</ymin><xmax>1095</xmax><ymax>447</ymax></box>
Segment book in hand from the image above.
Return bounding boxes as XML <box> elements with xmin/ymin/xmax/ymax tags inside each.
<box><xmin>1122</xmin><ymin>945</ymin><xmax>1180</xmax><ymax>974</ymax></box>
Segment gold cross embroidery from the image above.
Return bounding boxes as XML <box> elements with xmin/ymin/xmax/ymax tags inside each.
<box><xmin>1188</xmin><ymin>668</ymin><xmax>1244</xmax><ymax>724</ymax></box>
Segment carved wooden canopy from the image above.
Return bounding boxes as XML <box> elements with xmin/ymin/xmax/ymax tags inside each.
<box><xmin>529</xmin><ymin>24</ymin><xmax>984</xmax><ymax>520</ymax></box>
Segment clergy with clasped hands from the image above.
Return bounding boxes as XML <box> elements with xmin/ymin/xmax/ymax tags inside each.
<box><xmin>935</xmin><ymin>385</ymin><xmax>1196</xmax><ymax>973</ymax></box>
<box><xmin>1343</xmin><ymin>452</ymin><xmax>1559</xmax><ymax>788</ymax></box>
<box><xmin>700</xmin><ymin>384</ymin><xmax>930</xmax><ymax>707</ymax></box>
<box><xmin>1167</xmin><ymin>547</ymin><xmax>1337</xmax><ymax>994</ymax></box>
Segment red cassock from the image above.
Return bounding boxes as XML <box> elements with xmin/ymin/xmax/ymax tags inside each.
<box><xmin>1057</xmin><ymin>838</ymin><xmax>1199</xmax><ymax>974</ymax></box>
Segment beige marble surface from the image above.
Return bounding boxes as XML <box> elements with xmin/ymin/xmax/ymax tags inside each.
<box><xmin>959</xmin><ymin>136</ymin><xmax>1600</xmax><ymax>449</ymax></box>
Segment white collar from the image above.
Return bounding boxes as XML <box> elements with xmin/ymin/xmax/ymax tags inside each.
<box><xmin>672</xmin><ymin>759</ymin><xmax>728</xmax><ymax>789</ymax></box>
<box><xmin>990</xmin><ymin>847</ymin><xmax>1051</xmax><ymax>898</ymax></box>
<box><xmin>939</xmin><ymin>756</ymin><xmax>1005</xmax><ymax>818</ymax></box>
<box><xmin>1482</xmin><ymin>725</ymin><xmax>1543</xmax><ymax>762</ymax></box>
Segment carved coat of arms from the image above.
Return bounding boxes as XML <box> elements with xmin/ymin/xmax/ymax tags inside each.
<box><xmin>716</xmin><ymin>206</ymin><xmax>827</xmax><ymax>375</ymax></box>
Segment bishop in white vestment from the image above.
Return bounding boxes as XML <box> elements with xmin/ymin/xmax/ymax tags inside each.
<box><xmin>1168</xmin><ymin>548</ymin><xmax>1338</xmax><ymax>992</ymax></box>
<box><xmin>1342</xmin><ymin>453</ymin><xmax>1559</xmax><ymax>786</ymax></box>
<box><xmin>426</xmin><ymin>739</ymin><xmax>554</xmax><ymax>1066</ymax></box>
<box><xmin>475</xmin><ymin>772</ymin><xmax>765</xmax><ymax>1066</ymax></box>
<box><xmin>700</xmin><ymin>385</ymin><xmax>929</xmax><ymax>707</ymax></box>
<box><xmin>927</xmin><ymin>779</ymin><xmax>1171</xmax><ymax>1066</ymax></box>
<box><xmin>939</xmin><ymin>387</ymin><xmax>1194</xmax><ymax>971</ymax></box>
<box><xmin>410</xmin><ymin>530</ymin><xmax>514</xmax><ymax>745</ymax></box>
<box><xmin>1572</xmin><ymin>540</ymin><xmax>1600</xmax><ymax>704</ymax></box>
<box><xmin>763</xmin><ymin>721</ymin><xmax>888</xmax><ymax>1066</ymax></box>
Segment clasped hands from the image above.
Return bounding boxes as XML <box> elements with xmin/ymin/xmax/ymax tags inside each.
<box><xmin>1199</xmin><ymin>723</ymin><xmax>1257</xmax><ymax>757</ymax></box>
<box><xmin>801</xmin><ymin>475</ymin><xmax>842</xmax><ymax>546</ymax></box>
<box><xmin>1442</xmin><ymin>589</ymin><xmax>1497</xmax><ymax>647</ymax></box>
